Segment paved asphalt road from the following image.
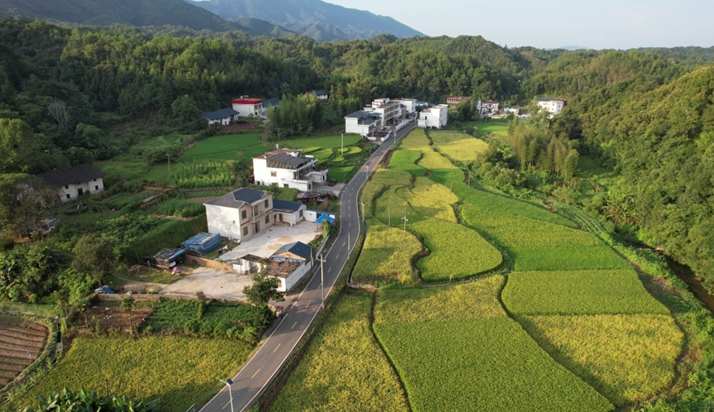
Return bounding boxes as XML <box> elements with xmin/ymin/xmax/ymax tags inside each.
<box><xmin>200</xmin><ymin>124</ymin><xmax>414</xmax><ymax>412</ymax></box>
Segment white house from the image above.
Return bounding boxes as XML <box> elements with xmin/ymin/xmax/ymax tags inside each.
<box><xmin>204</xmin><ymin>188</ymin><xmax>274</xmax><ymax>242</ymax></box>
<box><xmin>536</xmin><ymin>97</ymin><xmax>566</xmax><ymax>116</ymax></box>
<box><xmin>345</xmin><ymin>110</ymin><xmax>381</xmax><ymax>136</ymax></box>
<box><xmin>41</xmin><ymin>165</ymin><xmax>105</xmax><ymax>203</ymax></box>
<box><xmin>232</xmin><ymin>97</ymin><xmax>264</xmax><ymax>118</ymax></box>
<box><xmin>267</xmin><ymin>241</ymin><xmax>314</xmax><ymax>292</ymax></box>
<box><xmin>253</xmin><ymin>150</ymin><xmax>328</xmax><ymax>192</ymax></box>
<box><xmin>310</xmin><ymin>90</ymin><xmax>329</xmax><ymax>101</ymax></box>
<box><xmin>418</xmin><ymin>105</ymin><xmax>449</xmax><ymax>129</ymax></box>
<box><xmin>396</xmin><ymin>98</ymin><xmax>417</xmax><ymax>114</ymax></box>
<box><xmin>201</xmin><ymin>108</ymin><xmax>238</xmax><ymax>126</ymax></box>
<box><xmin>204</xmin><ymin>188</ymin><xmax>309</xmax><ymax>242</ymax></box>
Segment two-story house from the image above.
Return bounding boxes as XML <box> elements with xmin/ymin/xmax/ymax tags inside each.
<box><xmin>253</xmin><ymin>150</ymin><xmax>328</xmax><ymax>192</ymax></box>
<box><xmin>204</xmin><ymin>188</ymin><xmax>307</xmax><ymax>241</ymax></box>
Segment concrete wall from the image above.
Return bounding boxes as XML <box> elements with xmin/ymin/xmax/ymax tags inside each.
<box><xmin>58</xmin><ymin>178</ymin><xmax>104</xmax><ymax>202</ymax></box>
<box><xmin>233</xmin><ymin>103</ymin><xmax>262</xmax><ymax>117</ymax></box>
<box><xmin>205</xmin><ymin>204</ymin><xmax>243</xmax><ymax>240</ymax></box>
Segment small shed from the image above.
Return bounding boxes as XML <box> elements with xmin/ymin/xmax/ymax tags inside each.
<box><xmin>182</xmin><ymin>233</ymin><xmax>222</xmax><ymax>255</ymax></box>
<box><xmin>153</xmin><ymin>248</ymin><xmax>186</xmax><ymax>270</ymax></box>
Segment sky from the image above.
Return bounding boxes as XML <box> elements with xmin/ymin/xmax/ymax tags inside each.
<box><xmin>326</xmin><ymin>0</ymin><xmax>714</xmax><ymax>49</ymax></box>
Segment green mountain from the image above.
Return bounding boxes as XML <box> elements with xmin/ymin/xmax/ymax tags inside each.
<box><xmin>0</xmin><ymin>0</ymin><xmax>291</xmax><ymax>36</ymax></box>
<box><xmin>191</xmin><ymin>0</ymin><xmax>423</xmax><ymax>41</ymax></box>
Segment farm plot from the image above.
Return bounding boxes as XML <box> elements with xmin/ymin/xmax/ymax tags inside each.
<box><xmin>522</xmin><ymin>314</ymin><xmax>683</xmax><ymax>405</ymax></box>
<box><xmin>271</xmin><ymin>292</ymin><xmax>408</xmax><ymax>412</ymax></box>
<box><xmin>352</xmin><ymin>222</ymin><xmax>422</xmax><ymax>286</ymax></box>
<box><xmin>503</xmin><ymin>269</ymin><xmax>669</xmax><ymax>315</ymax></box>
<box><xmin>0</xmin><ymin>316</ymin><xmax>48</xmax><ymax>388</ymax></box>
<box><xmin>12</xmin><ymin>336</ymin><xmax>253</xmax><ymax>412</ymax></box>
<box><xmin>373</xmin><ymin>279</ymin><xmax>613</xmax><ymax>412</ymax></box>
<box><xmin>179</xmin><ymin>133</ymin><xmax>268</xmax><ymax>162</ymax></box>
<box><xmin>429</xmin><ymin>130</ymin><xmax>491</xmax><ymax>163</ymax></box>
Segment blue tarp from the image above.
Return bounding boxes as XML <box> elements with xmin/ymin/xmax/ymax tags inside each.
<box><xmin>316</xmin><ymin>213</ymin><xmax>336</xmax><ymax>225</ymax></box>
<box><xmin>182</xmin><ymin>233</ymin><xmax>222</xmax><ymax>255</ymax></box>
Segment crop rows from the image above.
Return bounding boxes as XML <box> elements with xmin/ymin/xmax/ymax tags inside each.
<box><xmin>0</xmin><ymin>317</ymin><xmax>47</xmax><ymax>388</ymax></box>
<box><xmin>429</xmin><ymin>130</ymin><xmax>491</xmax><ymax>163</ymax></box>
<box><xmin>271</xmin><ymin>292</ymin><xmax>409</xmax><ymax>412</ymax></box>
<box><xmin>172</xmin><ymin>161</ymin><xmax>235</xmax><ymax>188</ymax></box>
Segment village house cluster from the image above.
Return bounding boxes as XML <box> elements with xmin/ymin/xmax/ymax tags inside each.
<box><xmin>344</xmin><ymin>97</ymin><xmax>444</xmax><ymax>143</ymax></box>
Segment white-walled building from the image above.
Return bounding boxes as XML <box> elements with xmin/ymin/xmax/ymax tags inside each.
<box><xmin>201</xmin><ymin>108</ymin><xmax>238</xmax><ymax>126</ymax></box>
<box><xmin>536</xmin><ymin>97</ymin><xmax>566</xmax><ymax>116</ymax></box>
<box><xmin>396</xmin><ymin>98</ymin><xmax>417</xmax><ymax>114</ymax></box>
<box><xmin>345</xmin><ymin>110</ymin><xmax>381</xmax><ymax>136</ymax></box>
<box><xmin>418</xmin><ymin>105</ymin><xmax>449</xmax><ymax>129</ymax></box>
<box><xmin>478</xmin><ymin>100</ymin><xmax>500</xmax><ymax>117</ymax></box>
<box><xmin>268</xmin><ymin>241</ymin><xmax>314</xmax><ymax>292</ymax></box>
<box><xmin>253</xmin><ymin>150</ymin><xmax>328</xmax><ymax>192</ymax></box>
<box><xmin>204</xmin><ymin>188</ymin><xmax>308</xmax><ymax>242</ymax></box>
<box><xmin>41</xmin><ymin>165</ymin><xmax>105</xmax><ymax>203</ymax></box>
<box><xmin>232</xmin><ymin>97</ymin><xmax>264</xmax><ymax>118</ymax></box>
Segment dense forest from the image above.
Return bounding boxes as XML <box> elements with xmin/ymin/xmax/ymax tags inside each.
<box><xmin>0</xmin><ymin>17</ymin><xmax>713</xmax><ymax>294</ymax></box>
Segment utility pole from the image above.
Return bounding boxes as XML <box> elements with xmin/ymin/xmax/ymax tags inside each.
<box><xmin>401</xmin><ymin>213</ymin><xmax>409</xmax><ymax>232</ymax></box>
<box><xmin>388</xmin><ymin>206</ymin><xmax>391</xmax><ymax>226</ymax></box>
<box><xmin>317</xmin><ymin>254</ymin><xmax>326</xmax><ymax>308</ymax></box>
<box><xmin>341</xmin><ymin>133</ymin><xmax>344</xmax><ymax>155</ymax></box>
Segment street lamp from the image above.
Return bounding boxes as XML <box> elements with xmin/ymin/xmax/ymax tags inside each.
<box><xmin>317</xmin><ymin>254</ymin><xmax>326</xmax><ymax>308</ymax></box>
<box><xmin>219</xmin><ymin>378</ymin><xmax>234</xmax><ymax>412</ymax></box>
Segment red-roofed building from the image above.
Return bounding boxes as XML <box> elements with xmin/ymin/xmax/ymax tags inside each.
<box><xmin>232</xmin><ymin>97</ymin><xmax>263</xmax><ymax>117</ymax></box>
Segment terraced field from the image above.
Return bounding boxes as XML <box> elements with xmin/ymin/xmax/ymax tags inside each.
<box><xmin>0</xmin><ymin>316</ymin><xmax>48</xmax><ymax>388</ymax></box>
<box><xmin>275</xmin><ymin>128</ymin><xmax>684</xmax><ymax>411</ymax></box>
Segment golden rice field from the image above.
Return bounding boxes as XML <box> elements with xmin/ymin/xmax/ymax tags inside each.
<box><xmin>270</xmin><ymin>292</ymin><xmax>408</xmax><ymax>412</ymax></box>
<box><xmin>353</xmin><ymin>222</ymin><xmax>423</xmax><ymax>286</ymax></box>
<box><xmin>429</xmin><ymin>130</ymin><xmax>492</xmax><ymax>163</ymax></box>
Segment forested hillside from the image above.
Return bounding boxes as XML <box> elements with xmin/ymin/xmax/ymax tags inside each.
<box><xmin>0</xmin><ymin>0</ymin><xmax>292</xmax><ymax>36</ymax></box>
<box><xmin>0</xmin><ymin>17</ymin><xmax>713</xmax><ymax>290</ymax></box>
<box><xmin>192</xmin><ymin>0</ymin><xmax>423</xmax><ymax>41</ymax></box>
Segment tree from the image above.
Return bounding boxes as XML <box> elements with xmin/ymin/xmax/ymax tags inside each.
<box><xmin>72</xmin><ymin>234</ymin><xmax>116</xmax><ymax>277</ymax></box>
<box><xmin>243</xmin><ymin>273</ymin><xmax>283</xmax><ymax>307</ymax></box>
<box><xmin>171</xmin><ymin>95</ymin><xmax>199</xmax><ymax>124</ymax></box>
<box><xmin>0</xmin><ymin>119</ymin><xmax>36</xmax><ymax>173</ymax></box>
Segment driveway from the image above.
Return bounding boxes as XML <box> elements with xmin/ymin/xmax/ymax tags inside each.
<box><xmin>161</xmin><ymin>267</ymin><xmax>252</xmax><ymax>301</ymax></box>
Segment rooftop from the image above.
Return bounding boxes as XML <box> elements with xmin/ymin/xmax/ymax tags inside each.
<box><xmin>40</xmin><ymin>164</ymin><xmax>104</xmax><ymax>187</ymax></box>
<box><xmin>232</xmin><ymin>97</ymin><xmax>262</xmax><ymax>105</ymax></box>
<box><xmin>274</xmin><ymin>241</ymin><xmax>313</xmax><ymax>261</ymax></box>
<box><xmin>273</xmin><ymin>199</ymin><xmax>303</xmax><ymax>213</ymax></box>
<box><xmin>205</xmin><ymin>188</ymin><xmax>268</xmax><ymax>209</ymax></box>
<box><xmin>258</xmin><ymin>150</ymin><xmax>313</xmax><ymax>170</ymax></box>
<box><xmin>537</xmin><ymin>96</ymin><xmax>566</xmax><ymax>102</ymax></box>
<box><xmin>202</xmin><ymin>108</ymin><xmax>237</xmax><ymax>121</ymax></box>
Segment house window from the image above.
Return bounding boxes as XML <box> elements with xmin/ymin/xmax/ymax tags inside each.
<box><xmin>270</xmin><ymin>171</ymin><xmax>277</xmax><ymax>177</ymax></box>
<box><xmin>284</xmin><ymin>184</ymin><xmax>289</xmax><ymax>188</ymax></box>
<box><xmin>242</xmin><ymin>210</ymin><xmax>247</xmax><ymax>219</ymax></box>
<box><xmin>242</xmin><ymin>227</ymin><xmax>248</xmax><ymax>236</ymax></box>
<box><xmin>66</xmin><ymin>194</ymin><xmax>71</xmax><ymax>199</ymax></box>
<box><xmin>264</xmin><ymin>199</ymin><xmax>269</xmax><ymax>208</ymax></box>
<box><xmin>95</xmin><ymin>186</ymin><xmax>99</xmax><ymax>191</ymax></box>
<box><xmin>265</xmin><ymin>215</ymin><xmax>270</xmax><ymax>224</ymax></box>
<box><xmin>64</xmin><ymin>185</ymin><xmax>69</xmax><ymax>189</ymax></box>
<box><xmin>299</xmin><ymin>210</ymin><xmax>303</xmax><ymax>218</ymax></box>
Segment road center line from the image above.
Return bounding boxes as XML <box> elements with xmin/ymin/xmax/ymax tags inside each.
<box><xmin>272</xmin><ymin>343</ymin><xmax>282</xmax><ymax>353</ymax></box>
<box><xmin>291</xmin><ymin>321</ymin><xmax>298</xmax><ymax>329</ymax></box>
<box><xmin>250</xmin><ymin>368</ymin><xmax>261</xmax><ymax>379</ymax></box>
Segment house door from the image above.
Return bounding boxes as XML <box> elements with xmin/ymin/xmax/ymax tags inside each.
<box><xmin>78</xmin><ymin>188</ymin><xmax>84</xmax><ymax>196</ymax></box>
<box><xmin>254</xmin><ymin>223</ymin><xmax>259</xmax><ymax>233</ymax></box>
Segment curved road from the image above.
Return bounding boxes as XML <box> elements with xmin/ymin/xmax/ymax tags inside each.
<box><xmin>200</xmin><ymin>124</ymin><xmax>414</xmax><ymax>412</ymax></box>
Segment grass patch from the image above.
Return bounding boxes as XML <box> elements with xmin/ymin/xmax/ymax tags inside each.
<box><xmin>353</xmin><ymin>222</ymin><xmax>423</xmax><ymax>286</ymax></box>
<box><xmin>180</xmin><ymin>133</ymin><xmax>268</xmax><ymax>162</ymax></box>
<box><xmin>144</xmin><ymin>299</ymin><xmax>272</xmax><ymax>343</ymax></box>
<box><xmin>280</xmin><ymin>133</ymin><xmax>362</xmax><ymax>151</ymax></box>
<box><xmin>271</xmin><ymin>292</ymin><xmax>408</xmax><ymax>412</ymax></box>
<box><xmin>374</xmin><ymin>280</ymin><xmax>613</xmax><ymax>412</ymax></box>
<box><xmin>12</xmin><ymin>336</ymin><xmax>253</xmax><ymax>412</ymax></box>
<box><xmin>503</xmin><ymin>269</ymin><xmax>669</xmax><ymax>315</ymax></box>
<box><xmin>522</xmin><ymin>314</ymin><xmax>683</xmax><ymax>405</ymax></box>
